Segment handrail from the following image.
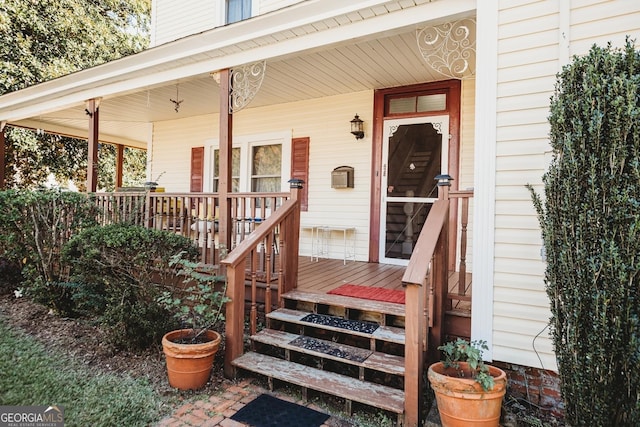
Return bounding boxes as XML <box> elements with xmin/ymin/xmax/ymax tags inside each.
<box><xmin>402</xmin><ymin>199</ymin><xmax>449</xmax><ymax>427</ymax></box>
<box><xmin>222</xmin><ymin>197</ymin><xmax>297</xmax><ymax>267</ymax></box>
<box><xmin>220</xmin><ymin>184</ymin><xmax>302</xmax><ymax>378</ymax></box>
<box><xmin>402</xmin><ymin>199</ymin><xmax>449</xmax><ymax>286</ymax></box>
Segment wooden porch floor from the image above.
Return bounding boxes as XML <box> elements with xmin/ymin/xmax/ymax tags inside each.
<box><xmin>296</xmin><ymin>257</ymin><xmax>471</xmax><ymax>310</ymax></box>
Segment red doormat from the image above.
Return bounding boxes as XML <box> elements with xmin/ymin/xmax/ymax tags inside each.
<box><xmin>327</xmin><ymin>284</ymin><xmax>405</xmax><ymax>304</ymax></box>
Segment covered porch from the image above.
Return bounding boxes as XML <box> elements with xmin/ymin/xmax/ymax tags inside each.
<box><xmin>1</xmin><ymin>1</ymin><xmax>480</xmax><ymax>424</ymax></box>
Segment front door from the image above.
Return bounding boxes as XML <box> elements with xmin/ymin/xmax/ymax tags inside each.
<box><xmin>379</xmin><ymin>115</ymin><xmax>449</xmax><ymax>265</ymax></box>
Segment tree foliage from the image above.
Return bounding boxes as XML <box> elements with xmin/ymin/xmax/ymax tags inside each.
<box><xmin>0</xmin><ymin>0</ymin><xmax>150</xmax><ymax>189</ymax></box>
<box><xmin>529</xmin><ymin>39</ymin><xmax>640</xmax><ymax>426</ymax></box>
<box><xmin>98</xmin><ymin>144</ymin><xmax>147</xmax><ymax>191</ymax></box>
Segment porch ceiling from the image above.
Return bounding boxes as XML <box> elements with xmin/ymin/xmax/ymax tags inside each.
<box><xmin>1</xmin><ymin>0</ymin><xmax>476</xmax><ymax>149</ymax></box>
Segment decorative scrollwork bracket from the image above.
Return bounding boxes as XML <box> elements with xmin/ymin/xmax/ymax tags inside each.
<box><xmin>229</xmin><ymin>61</ymin><xmax>267</xmax><ymax>113</ymax></box>
<box><xmin>416</xmin><ymin>18</ymin><xmax>476</xmax><ymax>80</ymax></box>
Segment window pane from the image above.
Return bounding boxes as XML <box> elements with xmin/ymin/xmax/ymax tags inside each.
<box><xmin>213</xmin><ymin>147</ymin><xmax>240</xmax><ymax>192</ymax></box>
<box><xmin>252</xmin><ymin>177</ymin><xmax>280</xmax><ymax>193</ymax></box>
<box><xmin>417</xmin><ymin>94</ymin><xmax>446</xmax><ymax>112</ymax></box>
<box><xmin>252</xmin><ymin>144</ymin><xmax>281</xmax><ymax>194</ymax></box>
<box><xmin>227</xmin><ymin>0</ymin><xmax>251</xmax><ymax>24</ymax></box>
<box><xmin>389</xmin><ymin>96</ymin><xmax>416</xmax><ymax>114</ymax></box>
<box><xmin>252</xmin><ymin>145</ymin><xmax>281</xmax><ymax>175</ymax></box>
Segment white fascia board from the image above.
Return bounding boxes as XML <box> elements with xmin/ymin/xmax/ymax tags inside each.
<box><xmin>0</xmin><ymin>0</ymin><xmax>392</xmax><ymax>110</ymax></box>
<box><xmin>0</xmin><ymin>0</ymin><xmax>476</xmax><ymax>122</ymax></box>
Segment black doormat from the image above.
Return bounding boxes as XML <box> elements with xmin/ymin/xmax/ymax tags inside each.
<box><xmin>289</xmin><ymin>336</ymin><xmax>372</xmax><ymax>362</ymax></box>
<box><xmin>300</xmin><ymin>313</ymin><xmax>379</xmax><ymax>334</ymax></box>
<box><xmin>230</xmin><ymin>394</ymin><xmax>330</xmax><ymax>427</ymax></box>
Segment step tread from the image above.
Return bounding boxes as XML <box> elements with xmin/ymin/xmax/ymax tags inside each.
<box><xmin>252</xmin><ymin>329</ymin><xmax>405</xmax><ymax>376</ymax></box>
<box><xmin>283</xmin><ymin>290</ymin><xmax>405</xmax><ymax>317</ymax></box>
<box><xmin>445</xmin><ymin>308</ymin><xmax>472</xmax><ymax>318</ymax></box>
<box><xmin>268</xmin><ymin>308</ymin><xmax>405</xmax><ymax>345</ymax></box>
<box><xmin>232</xmin><ymin>352</ymin><xmax>405</xmax><ymax>414</ymax></box>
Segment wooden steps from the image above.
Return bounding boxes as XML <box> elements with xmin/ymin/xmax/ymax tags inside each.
<box><xmin>268</xmin><ymin>308</ymin><xmax>405</xmax><ymax>345</ymax></box>
<box><xmin>251</xmin><ymin>329</ymin><xmax>405</xmax><ymax>376</ymax></box>
<box><xmin>232</xmin><ymin>352</ymin><xmax>405</xmax><ymax>414</ymax></box>
<box><xmin>283</xmin><ymin>290</ymin><xmax>405</xmax><ymax>318</ymax></box>
<box><xmin>232</xmin><ymin>290</ymin><xmax>407</xmax><ymax>423</ymax></box>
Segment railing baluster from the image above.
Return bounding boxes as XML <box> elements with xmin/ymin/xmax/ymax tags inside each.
<box><xmin>250</xmin><ymin>248</ymin><xmax>258</xmax><ymax>336</ymax></box>
<box><xmin>457</xmin><ymin>196</ymin><xmax>469</xmax><ymax>296</ymax></box>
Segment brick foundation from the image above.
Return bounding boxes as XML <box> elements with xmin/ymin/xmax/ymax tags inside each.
<box><xmin>493</xmin><ymin>360</ymin><xmax>564</xmax><ymax>420</ymax></box>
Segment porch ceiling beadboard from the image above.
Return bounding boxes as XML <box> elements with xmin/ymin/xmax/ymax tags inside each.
<box><xmin>0</xmin><ymin>0</ymin><xmax>475</xmax><ymax>148</ymax></box>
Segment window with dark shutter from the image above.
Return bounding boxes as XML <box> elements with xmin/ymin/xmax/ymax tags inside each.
<box><xmin>190</xmin><ymin>146</ymin><xmax>204</xmax><ymax>192</ymax></box>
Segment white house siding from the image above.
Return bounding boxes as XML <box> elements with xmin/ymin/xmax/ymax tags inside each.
<box><xmin>152</xmin><ymin>91</ymin><xmax>374</xmax><ymax>261</ymax></box>
<box><xmin>151</xmin><ymin>0</ymin><xmax>306</xmax><ymax>47</ymax></box>
<box><xmin>256</xmin><ymin>0</ymin><xmax>304</xmax><ymax>14</ymax></box>
<box><xmin>459</xmin><ymin>78</ymin><xmax>475</xmax><ymax>272</ymax></box>
<box><xmin>151</xmin><ymin>0</ymin><xmax>221</xmax><ymax>47</ymax></box>
<box><xmin>492</xmin><ymin>0</ymin><xmax>640</xmax><ymax>371</ymax></box>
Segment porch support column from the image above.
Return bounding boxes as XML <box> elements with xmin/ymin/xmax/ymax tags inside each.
<box><xmin>0</xmin><ymin>122</ymin><xmax>6</xmax><ymax>190</ymax></box>
<box><xmin>218</xmin><ymin>68</ymin><xmax>233</xmax><ymax>252</ymax></box>
<box><xmin>115</xmin><ymin>144</ymin><xmax>124</xmax><ymax>189</ymax></box>
<box><xmin>219</xmin><ymin>68</ymin><xmax>239</xmax><ymax>378</ymax></box>
<box><xmin>86</xmin><ymin>99</ymin><xmax>100</xmax><ymax>192</ymax></box>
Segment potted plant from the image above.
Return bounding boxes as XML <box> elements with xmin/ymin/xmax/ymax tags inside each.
<box><xmin>427</xmin><ymin>338</ymin><xmax>507</xmax><ymax>427</ymax></box>
<box><xmin>158</xmin><ymin>251</ymin><xmax>230</xmax><ymax>390</ymax></box>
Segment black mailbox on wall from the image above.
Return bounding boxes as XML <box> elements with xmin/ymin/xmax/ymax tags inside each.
<box><xmin>331</xmin><ymin>166</ymin><xmax>354</xmax><ymax>189</ymax></box>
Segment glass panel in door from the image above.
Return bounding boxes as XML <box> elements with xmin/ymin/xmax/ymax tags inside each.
<box><xmin>380</xmin><ymin>116</ymin><xmax>449</xmax><ymax>265</ymax></box>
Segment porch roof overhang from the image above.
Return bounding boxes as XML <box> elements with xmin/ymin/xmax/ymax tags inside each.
<box><xmin>0</xmin><ymin>0</ymin><xmax>476</xmax><ymax>149</ymax></box>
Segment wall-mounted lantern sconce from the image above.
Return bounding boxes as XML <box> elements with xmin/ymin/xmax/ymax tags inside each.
<box><xmin>350</xmin><ymin>114</ymin><xmax>364</xmax><ymax>140</ymax></box>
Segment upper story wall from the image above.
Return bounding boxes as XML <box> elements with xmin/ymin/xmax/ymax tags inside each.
<box><xmin>150</xmin><ymin>0</ymin><xmax>305</xmax><ymax>46</ymax></box>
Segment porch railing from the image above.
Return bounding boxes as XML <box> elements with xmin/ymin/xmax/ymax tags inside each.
<box><xmin>401</xmin><ymin>188</ymin><xmax>473</xmax><ymax>427</ymax></box>
<box><xmin>220</xmin><ymin>181</ymin><xmax>303</xmax><ymax>378</ymax></box>
<box><xmin>91</xmin><ymin>191</ymin><xmax>291</xmax><ymax>267</ymax></box>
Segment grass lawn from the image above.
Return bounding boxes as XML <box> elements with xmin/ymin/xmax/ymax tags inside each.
<box><xmin>0</xmin><ymin>319</ymin><xmax>164</xmax><ymax>427</ymax></box>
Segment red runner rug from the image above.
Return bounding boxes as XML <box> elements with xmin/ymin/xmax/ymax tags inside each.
<box><xmin>327</xmin><ymin>284</ymin><xmax>405</xmax><ymax>304</ymax></box>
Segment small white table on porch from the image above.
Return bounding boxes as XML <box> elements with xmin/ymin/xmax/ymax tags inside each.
<box><xmin>307</xmin><ymin>225</ymin><xmax>356</xmax><ymax>265</ymax></box>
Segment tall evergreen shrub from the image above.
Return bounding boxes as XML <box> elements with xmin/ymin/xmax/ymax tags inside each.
<box><xmin>530</xmin><ymin>39</ymin><xmax>640</xmax><ymax>426</ymax></box>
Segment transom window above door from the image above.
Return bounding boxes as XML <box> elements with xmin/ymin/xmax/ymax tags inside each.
<box><xmin>387</xmin><ymin>93</ymin><xmax>447</xmax><ymax>115</ymax></box>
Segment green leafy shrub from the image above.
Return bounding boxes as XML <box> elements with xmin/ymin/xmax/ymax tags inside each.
<box><xmin>0</xmin><ymin>189</ymin><xmax>99</xmax><ymax>307</ymax></box>
<box><xmin>529</xmin><ymin>39</ymin><xmax>640</xmax><ymax>426</ymax></box>
<box><xmin>62</xmin><ymin>224</ymin><xmax>198</xmax><ymax>350</ymax></box>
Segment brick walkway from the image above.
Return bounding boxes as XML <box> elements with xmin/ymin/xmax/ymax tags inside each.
<box><xmin>156</xmin><ymin>378</ymin><xmax>336</xmax><ymax>427</ymax></box>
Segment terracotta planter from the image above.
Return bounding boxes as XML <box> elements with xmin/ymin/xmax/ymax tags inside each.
<box><xmin>428</xmin><ymin>362</ymin><xmax>507</xmax><ymax>427</ymax></box>
<box><xmin>162</xmin><ymin>329</ymin><xmax>222</xmax><ymax>390</ymax></box>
